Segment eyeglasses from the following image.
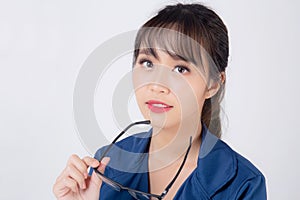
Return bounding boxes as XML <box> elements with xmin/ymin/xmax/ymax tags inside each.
<box><xmin>93</xmin><ymin>120</ymin><xmax>192</xmax><ymax>200</ymax></box>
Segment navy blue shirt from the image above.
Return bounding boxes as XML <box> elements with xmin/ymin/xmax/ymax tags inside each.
<box><xmin>93</xmin><ymin>125</ymin><xmax>267</xmax><ymax>199</ymax></box>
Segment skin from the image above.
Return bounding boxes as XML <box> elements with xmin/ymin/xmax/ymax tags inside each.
<box><xmin>134</xmin><ymin>49</ymin><xmax>221</xmax><ymax>199</ymax></box>
<box><xmin>53</xmin><ymin>155</ymin><xmax>110</xmax><ymax>200</ymax></box>
<box><xmin>53</xmin><ymin>49</ymin><xmax>223</xmax><ymax>200</ymax></box>
<box><xmin>134</xmin><ymin>49</ymin><xmax>214</xmax><ymax>140</ymax></box>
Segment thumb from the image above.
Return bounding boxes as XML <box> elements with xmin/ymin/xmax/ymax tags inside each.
<box><xmin>97</xmin><ymin>157</ymin><xmax>110</xmax><ymax>173</ymax></box>
<box><xmin>90</xmin><ymin>157</ymin><xmax>110</xmax><ymax>186</ymax></box>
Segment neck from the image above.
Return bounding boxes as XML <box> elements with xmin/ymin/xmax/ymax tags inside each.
<box><xmin>148</xmin><ymin>117</ymin><xmax>202</xmax><ymax>171</ymax></box>
<box><xmin>151</xmin><ymin>117</ymin><xmax>202</xmax><ymax>149</ymax></box>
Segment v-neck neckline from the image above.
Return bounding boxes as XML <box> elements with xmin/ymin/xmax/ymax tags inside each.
<box><xmin>144</xmin><ymin>130</ymin><xmax>201</xmax><ymax>199</ymax></box>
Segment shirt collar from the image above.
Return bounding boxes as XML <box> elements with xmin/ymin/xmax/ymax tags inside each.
<box><xmin>196</xmin><ymin>124</ymin><xmax>237</xmax><ymax>197</ymax></box>
<box><xmin>137</xmin><ymin>124</ymin><xmax>237</xmax><ymax>197</ymax></box>
<box><xmin>104</xmin><ymin>123</ymin><xmax>237</xmax><ymax>197</ymax></box>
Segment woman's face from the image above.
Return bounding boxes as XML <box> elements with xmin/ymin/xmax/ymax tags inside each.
<box><xmin>133</xmin><ymin>49</ymin><xmax>215</xmax><ymax>130</ymax></box>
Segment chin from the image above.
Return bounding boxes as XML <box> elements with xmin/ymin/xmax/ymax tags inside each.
<box><xmin>149</xmin><ymin>116</ymin><xmax>179</xmax><ymax>130</ymax></box>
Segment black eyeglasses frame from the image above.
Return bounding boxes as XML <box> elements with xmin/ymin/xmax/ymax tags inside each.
<box><xmin>93</xmin><ymin>120</ymin><xmax>192</xmax><ymax>200</ymax></box>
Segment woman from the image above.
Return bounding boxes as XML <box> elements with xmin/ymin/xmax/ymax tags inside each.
<box><xmin>53</xmin><ymin>3</ymin><xmax>267</xmax><ymax>199</ymax></box>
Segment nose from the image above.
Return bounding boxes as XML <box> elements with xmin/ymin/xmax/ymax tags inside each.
<box><xmin>148</xmin><ymin>83</ymin><xmax>170</xmax><ymax>94</ymax></box>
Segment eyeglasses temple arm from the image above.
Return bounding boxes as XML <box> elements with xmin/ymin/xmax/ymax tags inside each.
<box><xmin>160</xmin><ymin>136</ymin><xmax>192</xmax><ymax>198</ymax></box>
<box><xmin>97</xmin><ymin>120</ymin><xmax>151</xmax><ymax>162</ymax></box>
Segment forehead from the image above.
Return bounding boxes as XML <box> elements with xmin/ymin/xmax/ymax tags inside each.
<box><xmin>138</xmin><ymin>48</ymin><xmax>188</xmax><ymax>62</ymax></box>
<box><xmin>135</xmin><ymin>27</ymin><xmax>213</xmax><ymax>68</ymax></box>
<box><xmin>134</xmin><ymin>27</ymin><xmax>221</xmax><ymax>79</ymax></box>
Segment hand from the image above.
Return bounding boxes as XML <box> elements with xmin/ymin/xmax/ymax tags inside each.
<box><xmin>53</xmin><ymin>154</ymin><xmax>110</xmax><ymax>200</ymax></box>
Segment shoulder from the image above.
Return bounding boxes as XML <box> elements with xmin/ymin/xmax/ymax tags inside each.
<box><xmin>219</xmin><ymin>139</ymin><xmax>264</xmax><ymax>178</ymax></box>
<box><xmin>213</xmin><ymin>139</ymin><xmax>267</xmax><ymax>199</ymax></box>
<box><xmin>196</xmin><ymin>129</ymin><xmax>266</xmax><ymax>199</ymax></box>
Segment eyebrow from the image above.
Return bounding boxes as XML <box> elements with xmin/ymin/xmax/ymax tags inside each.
<box><xmin>138</xmin><ymin>48</ymin><xmax>189</xmax><ymax>62</ymax></box>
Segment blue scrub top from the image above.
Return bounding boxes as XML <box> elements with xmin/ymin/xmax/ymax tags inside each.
<box><xmin>92</xmin><ymin>124</ymin><xmax>267</xmax><ymax>199</ymax></box>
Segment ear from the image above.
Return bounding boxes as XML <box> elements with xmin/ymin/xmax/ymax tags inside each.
<box><xmin>205</xmin><ymin>72</ymin><xmax>226</xmax><ymax>99</ymax></box>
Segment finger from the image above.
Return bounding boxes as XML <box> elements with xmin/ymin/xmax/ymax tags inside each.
<box><xmin>97</xmin><ymin>157</ymin><xmax>110</xmax><ymax>173</ymax></box>
<box><xmin>66</xmin><ymin>164</ymin><xmax>87</xmax><ymax>189</ymax></box>
<box><xmin>53</xmin><ymin>176</ymin><xmax>78</xmax><ymax>197</ymax></box>
<box><xmin>92</xmin><ymin>157</ymin><xmax>110</xmax><ymax>179</ymax></box>
<box><xmin>63</xmin><ymin>176</ymin><xmax>79</xmax><ymax>193</ymax></box>
<box><xmin>68</xmin><ymin>154</ymin><xmax>89</xmax><ymax>174</ymax></box>
<box><xmin>82</xmin><ymin>156</ymin><xmax>100</xmax><ymax>169</ymax></box>
<box><xmin>89</xmin><ymin>157</ymin><xmax>111</xmax><ymax>187</ymax></box>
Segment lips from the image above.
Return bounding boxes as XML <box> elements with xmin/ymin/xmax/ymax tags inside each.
<box><xmin>146</xmin><ymin>100</ymin><xmax>173</xmax><ymax>113</ymax></box>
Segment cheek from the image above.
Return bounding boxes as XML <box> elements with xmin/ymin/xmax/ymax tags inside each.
<box><xmin>194</xmin><ymin>85</ymin><xmax>208</xmax><ymax>111</ymax></box>
<box><xmin>134</xmin><ymin>88</ymin><xmax>144</xmax><ymax>105</ymax></box>
<box><xmin>175</xmin><ymin>79</ymin><xmax>207</xmax><ymax>117</ymax></box>
<box><xmin>190</xmin><ymin>74</ymin><xmax>208</xmax><ymax>98</ymax></box>
<box><xmin>134</xmin><ymin>87</ymin><xmax>149</xmax><ymax>115</ymax></box>
<box><xmin>194</xmin><ymin>83</ymin><xmax>208</xmax><ymax>99</ymax></box>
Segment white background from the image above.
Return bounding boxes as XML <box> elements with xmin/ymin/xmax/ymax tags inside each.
<box><xmin>0</xmin><ymin>0</ymin><xmax>299</xmax><ymax>199</ymax></box>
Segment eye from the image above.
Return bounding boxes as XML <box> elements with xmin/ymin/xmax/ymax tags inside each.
<box><xmin>139</xmin><ymin>59</ymin><xmax>153</xmax><ymax>69</ymax></box>
<box><xmin>173</xmin><ymin>65</ymin><xmax>190</xmax><ymax>74</ymax></box>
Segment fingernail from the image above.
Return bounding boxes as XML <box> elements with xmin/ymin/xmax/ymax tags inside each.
<box><xmin>84</xmin><ymin>172</ymin><xmax>88</xmax><ymax>179</ymax></box>
<box><xmin>93</xmin><ymin>160</ymin><xmax>99</xmax><ymax>166</ymax></box>
<box><xmin>101</xmin><ymin>157</ymin><xmax>110</xmax><ymax>165</ymax></box>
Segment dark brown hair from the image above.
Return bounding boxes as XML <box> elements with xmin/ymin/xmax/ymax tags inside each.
<box><xmin>133</xmin><ymin>3</ymin><xmax>229</xmax><ymax>138</ymax></box>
